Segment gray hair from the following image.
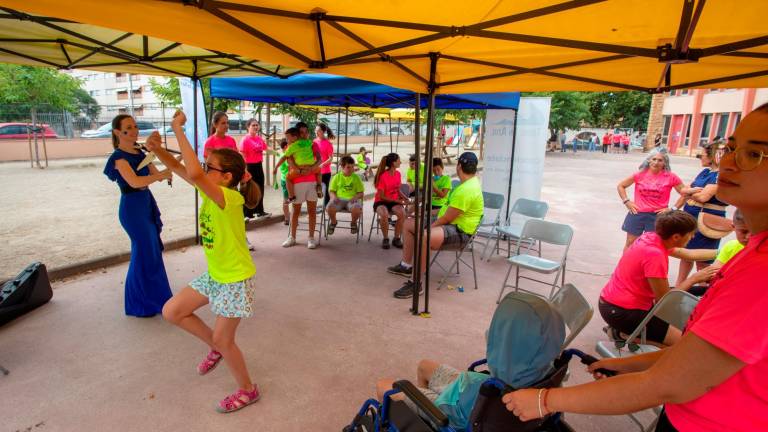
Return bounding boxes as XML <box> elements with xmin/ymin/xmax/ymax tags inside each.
<box><xmin>639</xmin><ymin>148</ymin><xmax>671</xmax><ymax>172</ymax></box>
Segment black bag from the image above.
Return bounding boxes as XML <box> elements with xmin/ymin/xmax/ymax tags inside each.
<box><xmin>0</xmin><ymin>262</ymin><xmax>53</xmax><ymax>326</ymax></box>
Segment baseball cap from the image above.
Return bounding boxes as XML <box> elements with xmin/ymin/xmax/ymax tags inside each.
<box><xmin>458</xmin><ymin>152</ymin><xmax>478</xmax><ymax>167</ymax></box>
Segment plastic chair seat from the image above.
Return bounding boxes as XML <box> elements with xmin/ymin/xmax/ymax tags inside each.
<box><xmin>495</xmin><ymin>223</ymin><xmax>524</xmax><ymax>239</ymax></box>
<box><xmin>595</xmin><ymin>340</ymin><xmax>660</xmax><ymax>359</ymax></box>
<box><xmin>508</xmin><ymin>254</ymin><xmax>561</xmax><ymax>273</ymax></box>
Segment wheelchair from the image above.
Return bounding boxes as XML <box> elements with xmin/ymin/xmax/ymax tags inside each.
<box><xmin>343</xmin><ymin>349</ymin><xmax>604</xmax><ymax>432</ymax></box>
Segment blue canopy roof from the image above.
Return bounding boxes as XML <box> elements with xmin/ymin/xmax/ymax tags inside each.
<box><xmin>209</xmin><ymin>73</ymin><xmax>519</xmax><ymax>110</ymax></box>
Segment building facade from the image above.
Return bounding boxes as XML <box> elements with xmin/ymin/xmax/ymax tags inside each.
<box><xmin>647</xmin><ymin>88</ymin><xmax>768</xmax><ymax>155</ymax></box>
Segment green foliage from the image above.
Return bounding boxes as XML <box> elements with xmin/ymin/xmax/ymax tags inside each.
<box><xmin>586</xmin><ymin>91</ymin><xmax>652</xmax><ymax>131</ymax></box>
<box><xmin>523</xmin><ymin>91</ymin><xmax>591</xmax><ymax>132</ymax></box>
<box><xmin>271</xmin><ymin>104</ymin><xmax>320</xmax><ymax>133</ymax></box>
<box><xmin>73</xmin><ymin>88</ymin><xmax>101</xmax><ymax>119</ymax></box>
<box><xmin>148</xmin><ymin>77</ymin><xmax>241</xmax><ymax>114</ymax></box>
<box><xmin>0</xmin><ymin>64</ymin><xmax>82</xmax><ymax>112</ymax></box>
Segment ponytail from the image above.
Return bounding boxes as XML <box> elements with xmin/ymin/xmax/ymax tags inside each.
<box><xmin>239</xmin><ymin>179</ymin><xmax>262</xmax><ymax>210</ymax></box>
<box><xmin>209</xmin><ymin>148</ymin><xmax>261</xmax><ymax>208</ymax></box>
<box><xmin>318</xmin><ymin>122</ymin><xmax>335</xmax><ymax>141</ymax></box>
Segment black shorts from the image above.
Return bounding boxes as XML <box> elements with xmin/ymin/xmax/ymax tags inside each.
<box><xmin>373</xmin><ymin>201</ymin><xmax>402</xmax><ymax>213</ymax></box>
<box><xmin>441</xmin><ymin>224</ymin><xmax>471</xmax><ymax>249</ymax></box>
<box><xmin>599</xmin><ymin>298</ymin><xmax>670</xmax><ymax>344</ymax></box>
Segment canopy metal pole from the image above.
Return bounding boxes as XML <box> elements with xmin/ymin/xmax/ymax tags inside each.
<box><xmin>411</xmin><ymin>93</ymin><xmax>422</xmax><ymax>315</ymax></box>
<box><xmin>344</xmin><ymin>105</ymin><xmax>349</xmax><ymax>154</ymax></box>
<box><xmin>193</xmin><ymin>70</ymin><xmax>200</xmax><ymax>244</ymax></box>
<box><xmin>395</xmin><ymin>118</ymin><xmax>401</xmax><ymax>153</ymax></box>
<box><xmin>420</xmin><ymin>53</ymin><xmax>439</xmax><ymax>315</ymax></box>
<box><xmin>336</xmin><ymin>108</ymin><xmax>341</xmax><ymax>160</ymax></box>
<box><xmin>389</xmin><ymin>114</ymin><xmax>393</xmax><ymax>153</ymax></box>
<box><xmin>265</xmin><ymin>102</ymin><xmax>272</xmax><ymax>185</ymax></box>
<box><xmin>504</xmin><ymin>109</ymin><xmax>519</xmax><ymax>221</ymax></box>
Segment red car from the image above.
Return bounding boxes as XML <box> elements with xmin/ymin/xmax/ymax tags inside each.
<box><xmin>0</xmin><ymin>123</ymin><xmax>58</xmax><ymax>139</ymax></box>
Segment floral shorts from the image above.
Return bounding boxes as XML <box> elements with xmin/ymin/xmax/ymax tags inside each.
<box><xmin>189</xmin><ymin>272</ymin><xmax>256</xmax><ymax>318</ymax></box>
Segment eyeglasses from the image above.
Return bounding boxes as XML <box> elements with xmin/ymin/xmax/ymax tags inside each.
<box><xmin>722</xmin><ymin>143</ymin><xmax>767</xmax><ymax>171</ymax></box>
<box><xmin>203</xmin><ymin>163</ymin><xmax>227</xmax><ymax>174</ymax></box>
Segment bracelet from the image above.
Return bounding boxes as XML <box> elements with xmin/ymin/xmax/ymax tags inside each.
<box><xmin>537</xmin><ymin>388</ymin><xmax>545</xmax><ymax>418</ymax></box>
<box><xmin>542</xmin><ymin>388</ymin><xmax>550</xmax><ymax>416</ymax></box>
<box><xmin>622</xmin><ymin>198</ymin><xmax>630</xmax><ymax>204</ymax></box>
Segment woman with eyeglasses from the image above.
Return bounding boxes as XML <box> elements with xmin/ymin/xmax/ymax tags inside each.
<box><xmin>617</xmin><ymin>150</ymin><xmax>685</xmax><ymax>250</ymax></box>
<box><xmin>674</xmin><ymin>142</ymin><xmax>727</xmax><ymax>286</ymax></box>
<box><xmin>501</xmin><ymin>104</ymin><xmax>768</xmax><ymax>432</ymax></box>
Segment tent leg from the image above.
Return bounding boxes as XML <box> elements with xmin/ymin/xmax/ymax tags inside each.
<box><xmin>193</xmin><ymin>74</ymin><xmax>201</xmax><ymax>244</ymax></box>
<box><xmin>344</xmin><ymin>105</ymin><xmax>349</xmax><ymax>155</ymax></box>
<box><xmin>410</xmin><ymin>94</ymin><xmax>421</xmax><ymax>315</ymax></box>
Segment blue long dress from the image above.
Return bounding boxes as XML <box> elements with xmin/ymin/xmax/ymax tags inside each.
<box><xmin>104</xmin><ymin>149</ymin><xmax>172</xmax><ymax>317</ymax></box>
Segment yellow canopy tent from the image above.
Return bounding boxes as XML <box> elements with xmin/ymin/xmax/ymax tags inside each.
<box><xmin>1</xmin><ymin>0</ymin><xmax>766</xmax><ymax>94</ymax></box>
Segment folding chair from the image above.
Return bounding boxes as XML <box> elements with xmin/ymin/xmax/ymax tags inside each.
<box><xmin>497</xmin><ymin>219</ymin><xmax>573</xmax><ymax>302</ymax></box>
<box><xmin>368</xmin><ymin>184</ymin><xmax>409</xmax><ymax>241</ymax></box>
<box><xmin>489</xmin><ymin>198</ymin><xmax>549</xmax><ymax>261</ymax></box>
<box><xmin>287</xmin><ymin>183</ymin><xmax>326</xmax><ymax>245</ymax></box>
<box><xmin>325</xmin><ymin>200</ymin><xmax>364</xmax><ymax>244</ymax></box>
<box><xmin>430</xmin><ymin>226</ymin><xmax>479</xmax><ymax>291</ymax></box>
<box><xmin>594</xmin><ymin>290</ymin><xmax>699</xmax><ymax>432</ymax></box>
<box><xmin>596</xmin><ymin>290</ymin><xmax>699</xmax><ymax>358</ymax></box>
<box><xmin>471</xmin><ymin>191</ymin><xmax>505</xmax><ymax>261</ymax></box>
<box><xmin>550</xmin><ymin>283</ymin><xmax>593</xmax><ymax>350</ymax></box>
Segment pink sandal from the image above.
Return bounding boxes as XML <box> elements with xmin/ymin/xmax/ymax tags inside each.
<box><xmin>197</xmin><ymin>350</ymin><xmax>222</xmax><ymax>375</ymax></box>
<box><xmin>216</xmin><ymin>386</ymin><xmax>261</xmax><ymax>413</ymax></box>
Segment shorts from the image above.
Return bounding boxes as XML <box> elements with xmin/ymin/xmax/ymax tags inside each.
<box><xmin>599</xmin><ymin>298</ymin><xmax>670</xmax><ymax>344</ymax></box>
<box><xmin>403</xmin><ymin>364</ymin><xmax>461</xmax><ymax>411</ymax></box>
<box><xmin>328</xmin><ymin>198</ymin><xmax>362</xmax><ymax>212</ymax></box>
<box><xmin>293</xmin><ymin>181</ymin><xmax>318</xmax><ymax>204</ymax></box>
<box><xmin>190</xmin><ymin>272</ymin><xmax>256</xmax><ymax>318</ymax></box>
<box><xmin>373</xmin><ymin>201</ymin><xmax>402</xmax><ymax>213</ymax></box>
<box><xmin>621</xmin><ymin>212</ymin><xmax>658</xmax><ymax>236</ymax></box>
<box><xmin>441</xmin><ymin>224</ymin><xmax>472</xmax><ymax>249</ymax></box>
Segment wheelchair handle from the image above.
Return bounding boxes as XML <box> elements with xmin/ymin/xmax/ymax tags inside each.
<box><xmin>563</xmin><ymin>349</ymin><xmax>617</xmax><ymax>377</ymax></box>
<box><xmin>393</xmin><ymin>380</ymin><xmax>449</xmax><ymax>427</ymax></box>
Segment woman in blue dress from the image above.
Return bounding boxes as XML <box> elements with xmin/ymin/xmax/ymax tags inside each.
<box><xmin>103</xmin><ymin>114</ymin><xmax>173</xmax><ymax>317</ymax></box>
<box><xmin>675</xmin><ymin>142</ymin><xmax>727</xmax><ymax>286</ymax></box>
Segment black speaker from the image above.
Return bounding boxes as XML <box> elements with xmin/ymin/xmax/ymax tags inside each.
<box><xmin>0</xmin><ymin>262</ymin><xmax>53</xmax><ymax>326</ymax></box>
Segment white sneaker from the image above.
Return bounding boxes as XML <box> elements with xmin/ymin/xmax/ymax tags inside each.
<box><xmin>247</xmin><ymin>239</ymin><xmax>255</xmax><ymax>251</ymax></box>
<box><xmin>282</xmin><ymin>236</ymin><xmax>296</xmax><ymax>248</ymax></box>
<box><xmin>307</xmin><ymin>237</ymin><xmax>318</xmax><ymax>249</ymax></box>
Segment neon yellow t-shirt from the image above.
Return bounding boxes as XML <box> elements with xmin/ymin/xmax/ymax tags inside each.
<box><xmin>278</xmin><ymin>150</ymin><xmax>289</xmax><ymax>179</ymax></box>
<box><xmin>284</xmin><ymin>139</ymin><xmax>316</xmax><ymax>166</ymax></box>
<box><xmin>330</xmin><ymin>172</ymin><xmax>365</xmax><ymax>200</ymax></box>
<box><xmin>356</xmin><ymin>153</ymin><xmax>367</xmax><ymax>169</ymax></box>
<box><xmin>431</xmin><ymin>174</ymin><xmax>452</xmax><ymax>207</ymax></box>
<box><xmin>198</xmin><ymin>186</ymin><xmax>256</xmax><ymax>283</ymax></box>
<box><xmin>407</xmin><ymin>163</ymin><xmax>425</xmax><ymax>185</ymax></box>
<box><xmin>716</xmin><ymin>239</ymin><xmax>745</xmax><ymax>264</ymax></box>
<box><xmin>438</xmin><ymin>176</ymin><xmax>484</xmax><ymax>235</ymax></box>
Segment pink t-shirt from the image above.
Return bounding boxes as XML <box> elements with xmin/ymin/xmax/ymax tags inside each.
<box><xmin>240</xmin><ymin>135</ymin><xmax>266</xmax><ymax>163</ymax></box>
<box><xmin>293</xmin><ymin>142</ymin><xmax>321</xmax><ymax>184</ymax></box>
<box><xmin>600</xmin><ymin>232</ymin><xmax>669</xmax><ymax>310</ymax></box>
<box><xmin>665</xmin><ymin>230</ymin><xmax>768</xmax><ymax>432</ymax></box>
<box><xmin>632</xmin><ymin>170</ymin><xmax>681</xmax><ymax>213</ymax></box>
<box><xmin>375</xmin><ymin>170</ymin><xmax>402</xmax><ymax>202</ymax></box>
<box><xmin>314</xmin><ymin>138</ymin><xmax>334</xmax><ymax>175</ymax></box>
<box><xmin>203</xmin><ymin>135</ymin><xmax>237</xmax><ymax>158</ymax></box>
<box><xmin>621</xmin><ymin>135</ymin><xmax>630</xmax><ymax>144</ymax></box>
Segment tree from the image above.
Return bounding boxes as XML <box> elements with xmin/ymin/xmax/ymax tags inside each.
<box><xmin>73</xmin><ymin>88</ymin><xmax>101</xmax><ymax>120</ymax></box>
<box><xmin>0</xmin><ymin>64</ymin><xmax>84</xmax><ymax>121</ymax></box>
<box><xmin>523</xmin><ymin>91</ymin><xmax>591</xmax><ymax>135</ymax></box>
<box><xmin>586</xmin><ymin>91</ymin><xmax>652</xmax><ymax>131</ymax></box>
<box><xmin>148</xmin><ymin>77</ymin><xmax>241</xmax><ymax>113</ymax></box>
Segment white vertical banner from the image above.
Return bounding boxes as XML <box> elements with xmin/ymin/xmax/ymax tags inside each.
<box><xmin>178</xmin><ymin>78</ymin><xmax>208</xmax><ymax>161</ymax></box>
<box><xmin>481</xmin><ymin>97</ymin><xmax>551</xmax><ymax>232</ymax></box>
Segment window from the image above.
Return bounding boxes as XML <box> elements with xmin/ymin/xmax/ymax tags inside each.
<box><xmin>684</xmin><ymin>116</ymin><xmax>692</xmax><ymax>147</ymax></box>
<box><xmin>105</xmin><ymin>89</ymin><xmax>114</xmax><ymax>95</ymax></box>
<box><xmin>700</xmin><ymin>113</ymin><xmax>712</xmax><ymax>143</ymax></box>
<box><xmin>733</xmin><ymin>113</ymin><xmax>742</xmax><ymax>129</ymax></box>
<box><xmin>669</xmin><ymin>89</ymin><xmax>676</xmax><ymax>96</ymax></box>
<box><xmin>680</xmin><ymin>89</ymin><xmax>689</xmax><ymax>95</ymax></box>
<box><xmin>661</xmin><ymin>115</ymin><xmax>671</xmax><ymax>144</ymax></box>
<box><xmin>715</xmin><ymin>113</ymin><xmax>729</xmax><ymax>139</ymax></box>
<box><xmin>115</xmin><ymin>73</ymin><xmax>127</xmax><ymax>83</ymax></box>
<box><xmin>89</xmin><ymin>90</ymin><xmax>101</xmax><ymax>97</ymax></box>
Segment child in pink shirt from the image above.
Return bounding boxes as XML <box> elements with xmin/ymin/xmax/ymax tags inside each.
<box><xmin>240</xmin><ymin>119</ymin><xmax>268</xmax><ymax>218</ymax></box>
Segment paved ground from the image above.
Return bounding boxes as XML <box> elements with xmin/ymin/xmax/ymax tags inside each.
<box><xmin>1</xmin><ymin>149</ymin><xmax>717</xmax><ymax>432</ymax></box>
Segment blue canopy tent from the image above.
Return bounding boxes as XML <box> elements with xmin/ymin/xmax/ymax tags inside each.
<box><xmin>210</xmin><ymin>73</ymin><xmax>520</xmax><ymax>314</ymax></box>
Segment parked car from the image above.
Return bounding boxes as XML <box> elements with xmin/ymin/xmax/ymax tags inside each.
<box><xmin>0</xmin><ymin>123</ymin><xmax>58</xmax><ymax>139</ymax></box>
<box><xmin>81</xmin><ymin>121</ymin><xmax>157</xmax><ymax>138</ymax></box>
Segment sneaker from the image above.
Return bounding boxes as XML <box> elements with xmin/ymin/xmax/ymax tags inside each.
<box><xmin>256</xmin><ymin>212</ymin><xmax>271</xmax><ymax>219</ymax></box>
<box><xmin>282</xmin><ymin>236</ymin><xmax>296</xmax><ymax>248</ymax></box>
<box><xmin>247</xmin><ymin>239</ymin><xmax>255</xmax><ymax>251</ymax></box>
<box><xmin>307</xmin><ymin>237</ymin><xmax>318</xmax><ymax>249</ymax></box>
<box><xmin>382</xmin><ymin>238</ymin><xmax>390</xmax><ymax>250</ymax></box>
<box><xmin>327</xmin><ymin>222</ymin><xmax>337</xmax><ymax>235</ymax></box>
<box><xmin>350</xmin><ymin>223</ymin><xmax>358</xmax><ymax>235</ymax></box>
<box><xmin>393</xmin><ymin>280</ymin><xmax>423</xmax><ymax>299</ymax></box>
<box><xmin>392</xmin><ymin>237</ymin><xmax>403</xmax><ymax>249</ymax></box>
<box><xmin>387</xmin><ymin>263</ymin><xmax>412</xmax><ymax>277</ymax></box>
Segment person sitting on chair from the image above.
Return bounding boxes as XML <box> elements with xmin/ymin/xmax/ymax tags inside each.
<box><xmin>375</xmin><ymin>292</ymin><xmax>565</xmax><ymax>431</ymax></box>
<box><xmin>599</xmin><ymin>210</ymin><xmax>717</xmax><ymax>347</ymax></box>
<box><xmin>406</xmin><ymin>154</ymin><xmax>426</xmax><ymax>197</ymax></box>
<box><xmin>387</xmin><ymin>152</ymin><xmax>484</xmax><ymax>299</ymax></box>
<box><xmin>430</xmin><ymin>157</ymin><xmax>452</xmax><ymax>213</ymax></box>
<box><xmin>327</xmin><ymin>156</ymin><xmax>365</xmax><ymax>236</ymax></box>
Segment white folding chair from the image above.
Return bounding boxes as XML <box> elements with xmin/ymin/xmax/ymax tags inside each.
<box><xmin>325</xmin><ymin>200</ymin><xmax>364</xmax><ymax>244</ymax></box>
<box><xmin>497</xmin><ymin>219</ymin><xmax>573</xmax><ymax>302</ymax></box>
<box><xmin>430</xmin><ymin>226</ymin><xmax>479</xmax><ymax>291</ymax></box>
<box><xmin>490</xmin><ymin>198</ymin><xmax>549</xmax><ymax>260</ymax></box>
<box><xmin>472</xmin><ymin>192</ymin><xmax>505</xmax><ymax>260</ymax></box>
<box><xmin>368</xmin><ymin>184</ymin><xmax>409</xmax><ymax>241</ymax></box>
<box><xmin>550</xmin><ymin>283</ymin><xmax>593</xmax><ymax>350</ymax></box>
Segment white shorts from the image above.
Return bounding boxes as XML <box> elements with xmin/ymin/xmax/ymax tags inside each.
<box><xmin>293</xmin><ymin>181</ymin><xmax>318</xmax><ymax>204</ymax></box>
